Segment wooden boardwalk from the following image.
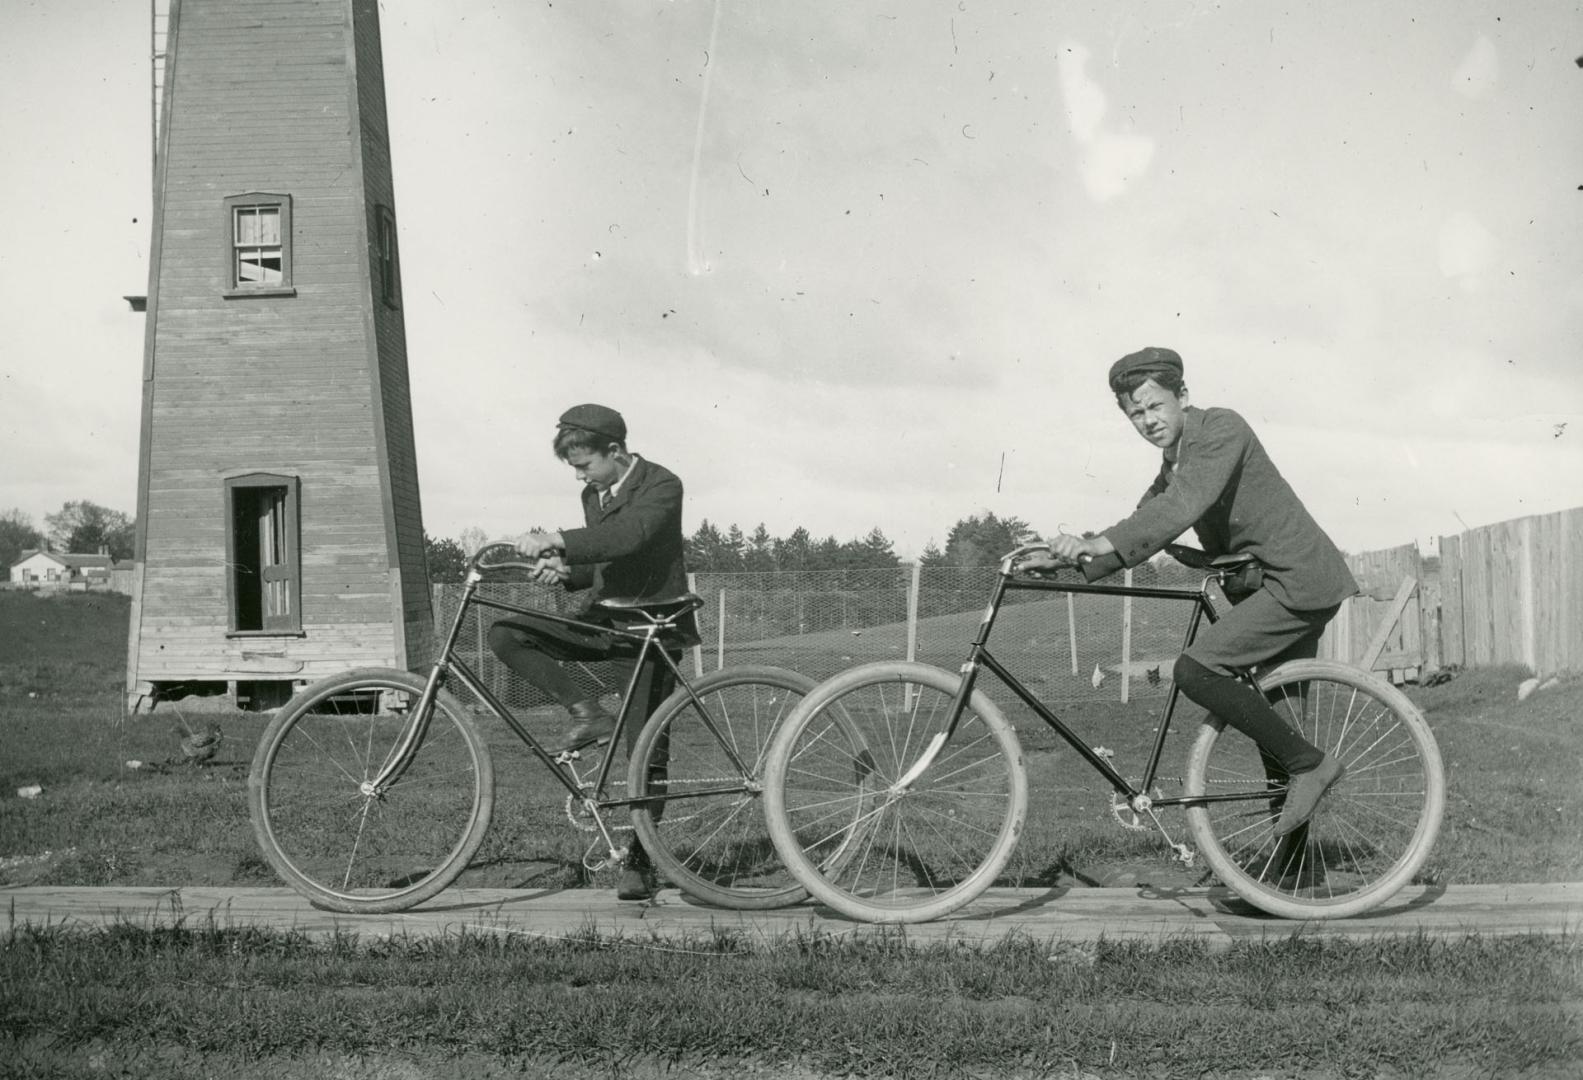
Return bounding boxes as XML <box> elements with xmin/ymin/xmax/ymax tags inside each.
<box><xmin>5</xmin><ymin>882</ymin><xmax>1579</xmax><ymax>948</ymax></box>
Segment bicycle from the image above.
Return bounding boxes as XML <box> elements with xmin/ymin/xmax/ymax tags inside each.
<box><xmin>761</xmin><ymin>542</ymin><xmax>1446</xmax><ymax>923</ymax></box>
<box><xmin>248</xmin><ymin>543</ymin><xmax>829</xmax><ymax>914</ymax></box>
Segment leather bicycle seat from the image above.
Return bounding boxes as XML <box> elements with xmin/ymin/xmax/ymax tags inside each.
<box><xmin>594</xmin><ymin>593</ymin><xmax>705</xmax><ymax>618</ymax></box>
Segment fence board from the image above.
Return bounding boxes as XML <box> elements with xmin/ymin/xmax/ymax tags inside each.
<box><xmin>1437</xmin><ymin>506</ymin><xmax>1583</xmax><ymax>676</ymax></box>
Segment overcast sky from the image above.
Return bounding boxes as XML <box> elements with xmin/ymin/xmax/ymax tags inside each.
<box><xmin>2</xmin><ymin>0</ymin><xmax>1580</xmax><ymax>560</ymax></box>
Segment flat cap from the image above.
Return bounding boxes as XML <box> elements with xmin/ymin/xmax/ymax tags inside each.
<box><xmin>557</xmin><ymin>403</ymin><xmax>627</xmax><ymax>442</ymax></box>
<box><xmin>1107</xmin><ymin>347</ymin><xmax>1184</xmax><ymax>393</ymax></box>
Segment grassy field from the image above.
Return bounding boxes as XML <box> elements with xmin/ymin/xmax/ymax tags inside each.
<box><xmin>3</xmin><ymin>587</ymin><xmax>1581</xmax><ymax>891</ymax></box>
<box><xmin>4</xmin><ymin>588</ymin><xmax>1582</xmax><ymax>1078</ymax></box>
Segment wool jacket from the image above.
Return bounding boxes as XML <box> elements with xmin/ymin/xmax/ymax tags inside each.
<box><xmin>1098</xmin><ymin>406</ymin><xmax>1358</xmax><ymax>612</ymax></box>
<box><xmin>559</xmin><ymin>456</ymin><xmax>699</xmax><ymax>643</ymax></box>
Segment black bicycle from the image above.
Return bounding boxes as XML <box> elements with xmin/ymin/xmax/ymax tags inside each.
<box><xmin>762</xmin><ymin>542</ymin><xmax>1446</xmax><ymax>922</ymax></box>
<box><xmin>248</xmin><ymin>543</ymin><xmax>837</xmax><ymax>913</ymax></box>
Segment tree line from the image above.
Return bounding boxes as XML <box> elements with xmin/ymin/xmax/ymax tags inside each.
<box><xmin>1</xmin><ymin>502</ymin><xmax>134</xmax><ymax>570</ymax></box>
<box><xmin>423</xmin><ymin>511</ymin><xmax>1041</xmax><ymax>584</ymax></box>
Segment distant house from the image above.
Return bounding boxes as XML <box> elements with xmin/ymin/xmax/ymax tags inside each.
<box><xmin>9</xmin><ymin>550</ymin><xmax>115</xmax><ymax>587</ymax></box>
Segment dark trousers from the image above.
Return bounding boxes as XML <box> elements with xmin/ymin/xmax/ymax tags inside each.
<box><xmin>1174</xmin><ymin>588</ymin><xmax>1340</xmax><ymax>775</ymax></box>
<box><xmin>485</xmin><ymin>610</ymin><xmax>679</xmax><ymax>753</ymax></box>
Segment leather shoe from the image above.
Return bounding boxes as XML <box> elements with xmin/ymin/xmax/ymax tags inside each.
<box><xmin>560</xmin><ymin>700</ymin><xmax>617</xmax><ymax>750</ymax></box>
<box><xmin>1274</xmin><ymin>753</ymin><xmax>1345</xmax><ymax>836</ymax></box>
<box><xmin>616</xmin><ymin>860</ymin><xmax>658</xmax><ymax>901</ymax></box>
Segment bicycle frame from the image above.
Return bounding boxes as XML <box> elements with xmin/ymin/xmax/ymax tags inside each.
<box><xmin>368</xmin><ymin>565</ymin><xmax>754</xmax><ymax>814</ymax></box>
<box><xmin>929</xmin><ymin>553</ymin><xmax>1273</xmax><ymax>812</ymax></box>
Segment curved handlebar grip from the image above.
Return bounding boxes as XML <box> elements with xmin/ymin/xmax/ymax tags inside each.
<box><xmin>471</xmin><ymin>542</ymin><xmax>540</xmax><ymax>574</ymax></box>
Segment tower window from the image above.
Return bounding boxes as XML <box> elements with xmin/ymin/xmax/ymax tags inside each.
<box><xmin>223</xmin><ymin>193</ymin><xmax>294</xmax><ymax>296</ymax></box>
<box><xmin>225</xmin><ymin>473</ymin><xmax>302</xmax><ymax>634</ymax></box>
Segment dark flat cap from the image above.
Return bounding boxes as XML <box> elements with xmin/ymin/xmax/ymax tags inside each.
<box><xmin>1107</xmin><ymin>347</ymin><xmax>1184</xmax><ymax>393</ymax></box>
<box><xmin>557</xmin><ymin>403</ymin><xmax>627</xmax><ymax>442</ymax></box>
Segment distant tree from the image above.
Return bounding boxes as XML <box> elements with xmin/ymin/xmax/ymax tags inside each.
<box><xmin>918</xmin><ymin>539</ymin><xmax>947</xmax><ymax>569</ymax></box>
<box><xmin>456</xmin><ymin>526</ymin><xmax>489</xmax><ymax>558</ymax></box>
<box><xmin>687</xmin><ymin>519</ymin><xmax>742</xmax><ymax>572</ymax></box>
<box><xmin>743</xmin><ymin>523</ymin><xmax>777</xmax><ymax>572</ymax></box>
<box><xmin>43</xmin><ymin>500</ymin><xmax>134</xmax><ymax>560</ymax></box>
<box><xmin>0</xmin><ymin>508</ymin><xmax>45</xmax><ymax>570</ymax></box>
<box><xmin>424</xmin><ymin>533</ymin><xmax>469</xmax><ymax>583</ymax></box>
<box><xmin>934</xmin><ymin>511</ymin><xmax>1032</xmax><ymax>567</ymax></box>
<box><xmin>840</xmin><ymin>527</ymin><xmax>901</xmax><ymax>570</ymax></box>
<box><xmin>773</xmin><ymin>527</ymin><xmax>814</xmax><ymax>572</ymax></box>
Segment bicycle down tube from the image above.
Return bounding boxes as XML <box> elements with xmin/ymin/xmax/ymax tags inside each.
<box><xmin>931</xmin><ymin>564</ymin><xmax>1252</xmax><ymax>811</ymax></box>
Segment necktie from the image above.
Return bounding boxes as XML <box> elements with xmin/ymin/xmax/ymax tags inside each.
<box><xmin>599</xmin><ymin>490</ymin><xmax>612</xmax><ymax>510</ymax></box>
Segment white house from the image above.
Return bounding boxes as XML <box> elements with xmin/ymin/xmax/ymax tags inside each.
<box><xmin>8</xmin><ymin>550</ymin><xmax>114</xmax><ymax>587</ymax></box>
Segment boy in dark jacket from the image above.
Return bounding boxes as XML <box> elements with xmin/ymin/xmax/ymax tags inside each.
<box><xmin>1023</xmin><ymin>348</ymin><xmax>1357</xmax><ymax>835</ymax></box>
<box><xmin>488</xmin><ymin>403</ymin><xmax>698</xmax><ymax>898</ymax></box>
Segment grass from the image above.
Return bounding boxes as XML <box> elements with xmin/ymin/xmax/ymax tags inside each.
<box><xmin>3</xmin><ymin>587</ymin><xmax>1582</xmax><ymax>891</ymax></box>
<box><xmin>4</xmin><ymin>588</ymin><xmax>1582</xmax><ymax>1078</ymax></box>
<box><xmin>2</xmin><ymin>922</ymin><xmax>1580</xmax><ymax>1079</ymax></box>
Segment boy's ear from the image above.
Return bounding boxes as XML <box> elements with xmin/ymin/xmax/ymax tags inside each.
<box><xmin>1178</xmin><ymin>385</ymin><xmax>1190</xmax><ymax>406</ymax></box>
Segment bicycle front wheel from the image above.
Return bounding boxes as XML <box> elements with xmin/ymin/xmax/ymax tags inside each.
<box><xmin>762</xmin><ymin>661</ymin><xmax>1027</xmax><ymax>924</ymax></box>
<box><xmin>248</xmin><ymin>668</ymin><xmax>494</xmax><ymax>914</ymax></box>
<box><xmin>1185</xmin><ymin>659</ymin><xmax>1445</xmax><ymax>919</ymax></box>
<box><xmin>628</xmin><ymin>666</ymin><xmax>820</xmax><ymax>909</ymax></box>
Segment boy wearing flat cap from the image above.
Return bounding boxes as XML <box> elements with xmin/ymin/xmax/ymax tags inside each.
<box><xmin>486</xmin><ymin>403</ymin><xmax>698</xmax><ymax>899</ymax></box>
<box><xmin>1022</xmin><ymin>347</ymin><xmax>1358</xmax><ymax>836</ymax></box>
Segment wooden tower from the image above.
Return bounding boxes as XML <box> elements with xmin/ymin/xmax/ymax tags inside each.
<box><xmin>127</xmin><ymin>0</ymin><xmax>431</xmax><ymax>712</ymax></box>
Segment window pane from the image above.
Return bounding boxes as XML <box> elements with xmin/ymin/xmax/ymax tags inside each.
<box><xmin>237</xmin><ymin>249</ymin><xmax>283</xmax><ymax>285</ymax></box>
<box><xmin>234</xmin><ymin>205</ymin><xmax>281</xmax><ymax>247</ymax></box>
<box><xmin>256</xmin><ymin>208</ymin><xmax>280</xmax><ymax>245</ymax></box>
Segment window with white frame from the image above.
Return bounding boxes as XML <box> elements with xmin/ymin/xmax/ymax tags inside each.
<box><xmin>224</xmin><ymin>193</ymin><xmax>294</xmax><ymax>295</ymax></box>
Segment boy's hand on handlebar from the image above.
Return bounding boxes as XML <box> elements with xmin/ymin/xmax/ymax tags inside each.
<box><xmin>1050</xmin><ymin>532</ymin><xmax>1113</xmax><ymax>562</ymax></box>
<box><xmin>529</xmin><ymin>554</ymin><xmax>570</xmax><ymax>585</ymax></box>
<box><xmin>518</xmin><ymin>530</ymin><xmax>565</xmax><ymax>559</ymax></box>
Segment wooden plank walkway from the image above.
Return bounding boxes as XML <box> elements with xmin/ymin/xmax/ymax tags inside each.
<box><xmin>6</xmin><ymin>882</ymin><xmax>1579</xmax><ymax>949</ymax></box>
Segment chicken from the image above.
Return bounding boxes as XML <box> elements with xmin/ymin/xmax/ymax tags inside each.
<box><xmin>179</xmin><ymin>723</ymin><xmax>223</xmax><ymax>764</ymax></box>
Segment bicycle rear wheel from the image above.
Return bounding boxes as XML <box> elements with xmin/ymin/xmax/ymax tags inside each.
<box><xmin>248</xmin><ymin>668</ymin><xmax>494</xmax><ymax>914</ymax></box>
<box><xmin>628</xmin><ymin>666</ymin><xmax>821</xmax><ymax>909</ymax></box>
<box><xmin>1185</xmin><ymin>659</ymin><xmax>1444</xmax><ymax>919</ymax></box>
<box><xmin>762</xmin><ymin>661</ymin><xmax>1027</xmax><ymax>924</ymax></box>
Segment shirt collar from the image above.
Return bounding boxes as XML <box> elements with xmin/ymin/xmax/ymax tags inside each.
<box><xmin>605</xmin><ymin>455</ymin><xmax>640</xmax><ymax>501</ymax></box>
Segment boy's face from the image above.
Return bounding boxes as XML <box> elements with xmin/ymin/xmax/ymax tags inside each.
<box><xmin>564</xmin><ymin>445</ymin><xmax>625</xmax><ymax>491</ymax></box>
<box><xmin>1119</xmin><ymin>379</ymin><xmax>1189</xmax><ymax>452</ymax></box>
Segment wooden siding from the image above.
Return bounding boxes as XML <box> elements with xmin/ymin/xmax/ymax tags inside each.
<box><xmin>129</xmin><ymin>0</ymin><xmax>431</xmax><ymax>693</ymax></box>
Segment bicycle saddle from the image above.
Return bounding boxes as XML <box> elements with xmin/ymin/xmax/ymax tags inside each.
<box><xmin>593</xmin><ymin>593</ymin><xmax>705</xmax><ymax>619</ymax></box>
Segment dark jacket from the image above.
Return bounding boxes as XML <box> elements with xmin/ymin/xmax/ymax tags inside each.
<box><xmin>1099</xmin><ymin>406</ymin><xmax>1357</xmax><ymax>611</ymax></box>
<box><xmin>559</xmin><ymin>456</ymin><xmax>699</xmax><ymax>643</ymax></box>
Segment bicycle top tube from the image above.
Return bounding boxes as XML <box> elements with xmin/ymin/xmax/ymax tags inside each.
<box><xmin>462</xmin><ymin>542</ymin><xmax>705</xmax><ymax>644</ymax></box>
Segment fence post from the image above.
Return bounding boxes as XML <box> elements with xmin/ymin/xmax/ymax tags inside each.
<box><xmin>687</xmin><ymin>572</ymin><xmax>703</xmax><ymax>677</ymax></box>
<box><xmin>1120</xmin><ymin>567</ymin><xmax>1133</xmax><ymax>704</ymax></box>
<box><xmin>905</xmin><ymin>562</ymin><xmax>921</xmax><ymax>662</ymax></box>
<box><xmin>905</xmin><ymin>562</ymin><xmax>922</xmax><ymax>711</ymax></box>
<box><xmin>1066</xmin><ymin>593</ymin><xmax>1079</xmax><ymax>675</ymax></box>
<box><xmin>717</xmin><ymin>588</ymin><xmax>727</xmax><ymax>671</ymax></box>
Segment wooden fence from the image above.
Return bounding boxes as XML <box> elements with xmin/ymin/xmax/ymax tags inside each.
<box><xmin>1317</xmin><ymin>543</ymin><xmax>1434</xmax><ymax>682</ymax></box>
<box><xmin>1319</xmin><ymin>505</ymin><xmax>1583</xmax><ymax>680</ymax></box>
<box><xmin>1439</xmin><ymin>506</ymin><xmax>1583</xmax><ymax>676</ymax></box>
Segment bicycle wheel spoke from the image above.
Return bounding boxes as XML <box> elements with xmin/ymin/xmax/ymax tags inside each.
<box><xmin>765</xmin><ymin>664</ymin><xmax>1026</xmax><ymax>922</ymax></box>
<box><xmin>629</xmin><ymin>668</ymin><xmax>817</xmax><ymax>909</ymax></box>
<box><xmin>1186</xmin><ymin>660</ymin><xmax>1443</xmax><ymax>918</ymax></box>
<box><xmin>249</xmin><ymin>673</ymin><xmax>492</xmax><ymax>914</ymax></box>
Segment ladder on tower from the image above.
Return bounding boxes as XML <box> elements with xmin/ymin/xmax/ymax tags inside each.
<box><xmin>151</xmin><ymin>0</ymin><xmax>171</xmax><ymax>178</ymax></box>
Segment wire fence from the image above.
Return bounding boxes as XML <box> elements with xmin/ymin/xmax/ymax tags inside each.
<box><xmin>431</xmin><ymin>560</ymin><xmax>1220</xmax><ymax>723</ymax></box>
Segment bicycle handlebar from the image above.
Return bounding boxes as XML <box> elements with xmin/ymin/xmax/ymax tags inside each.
<box><xmin>470</xmin><ymin>542</ymin><xmax>542</xmax><ymax>574</ymax></box>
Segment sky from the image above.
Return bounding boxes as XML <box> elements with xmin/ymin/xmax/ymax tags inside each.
<box><xmin>2</xmin><ymin>0</ymin><xmax>1580</xmax><ymax>561</ymax></box>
